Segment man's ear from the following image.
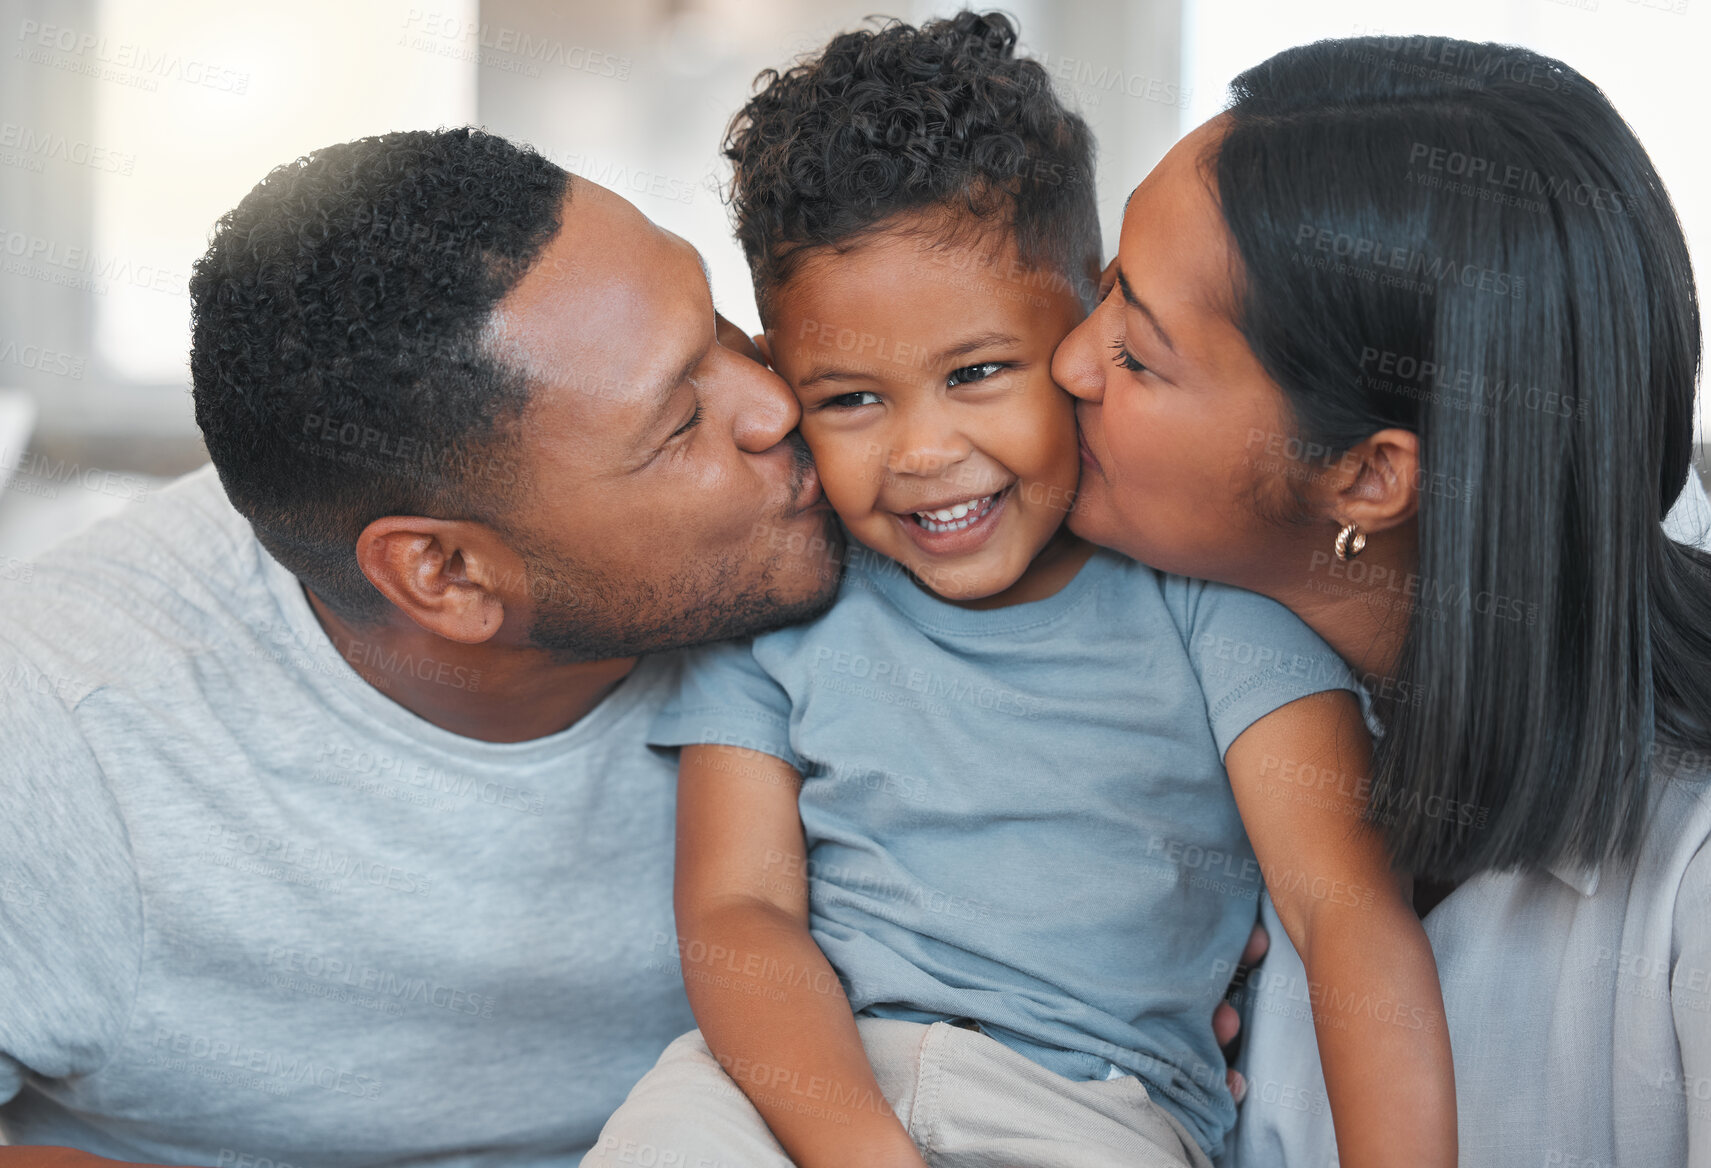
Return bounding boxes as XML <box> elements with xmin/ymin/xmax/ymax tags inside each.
<box><xmin>353</xmin><ymin>516</ymin><xmax>523</xmax><ymax>644</ymax></box>
<box><xmin>1320</xmin><ymin>428</ymin><xmax>1421</xmax><ymax>536</ymax></box>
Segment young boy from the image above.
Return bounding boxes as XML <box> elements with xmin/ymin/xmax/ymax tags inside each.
<box><xmin>587</xmin><ymin>12</ymin><xmax>1454</xmax><ymax>1168</ymax></box>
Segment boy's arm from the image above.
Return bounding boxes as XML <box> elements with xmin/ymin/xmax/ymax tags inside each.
<box><xmin>1224</xmin><ymin>691</ymin><xmax>1456</xmax><ymax>1168</ymax></box>
<box><xmin>675</xmin><ymin>743</ymin><xmax>925</xmax><ymax>1168</ymax></box>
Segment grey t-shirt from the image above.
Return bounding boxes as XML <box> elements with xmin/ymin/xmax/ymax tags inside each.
<box><xmin>649</xmin><ymin>542</ymin><xmax>1358</xmax><ymax>1160</ymax></box>
<box><xmin>0</xmin><ymin>466</ymin><xmax>696</xmax><ymax>1167</ymax></box>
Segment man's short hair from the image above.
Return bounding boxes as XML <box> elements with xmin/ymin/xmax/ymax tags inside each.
<box><xmin>189</xmin><ymin>127</ymin><xmax>568</xmax><ymax>620</ymax></box>
<box><xmin>723</xmin><ymin>9</ymin><xmax>1102</xmax><ymax>323</ymax></box>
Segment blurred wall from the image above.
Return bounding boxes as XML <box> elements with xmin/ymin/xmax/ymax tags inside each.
<box><xmin>472</xmin><ymin>0</ymin><xmax>1185</xmax><ymax>339</ymax></box>
<box><xmin>0</xmin><ymin>0</ymin><xmax>1703</xmax><ymax>462</ymax></box>
<box><xmin>0</xmin><ymin>0</ymin><xmax>477</xmax><ymax>443</ymax></box>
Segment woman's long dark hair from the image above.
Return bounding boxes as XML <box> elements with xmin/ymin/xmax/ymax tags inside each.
<box><xmin>1215</xmin><ymin>36</ymin><xmax>1711</xmax><ymax>880</ymax></box>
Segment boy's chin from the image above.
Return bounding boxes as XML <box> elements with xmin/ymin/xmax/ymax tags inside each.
<box><xmin>895</xmin><ymin>543</ymin><xmax>1028</xmax><ymax>603</ymax></box>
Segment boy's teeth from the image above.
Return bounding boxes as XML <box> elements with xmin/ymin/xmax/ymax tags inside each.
<box><xmin>912</xmin><ymin>492</ymin><xmax>997</xmax><ymax>532</ymax></box>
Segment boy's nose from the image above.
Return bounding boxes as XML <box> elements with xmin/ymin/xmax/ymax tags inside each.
<box><xmin>886</xmin><ymin>418</ymin><xmax>972</xmax><ymax>479</ymax></box>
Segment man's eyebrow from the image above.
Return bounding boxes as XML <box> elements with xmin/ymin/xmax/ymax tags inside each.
<box><xmin>797</xmin><ymin>330</ymin><xmax>1024</xmax><ymax>388</ymax></box>
<box><xmin>1116</xmin><ymin>268</ymin><xmax>1177</xmax><ymax>355</ymax></box>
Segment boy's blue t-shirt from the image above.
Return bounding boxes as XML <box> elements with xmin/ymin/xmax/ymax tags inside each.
<box><xmin>648</xmin><ymin>543</ymin><xmax>1357</xmax><ymax>1158</ymax></box>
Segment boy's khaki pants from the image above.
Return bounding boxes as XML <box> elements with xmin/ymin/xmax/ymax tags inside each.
<box><xmin>584</xmin><ymin>1016</ymin><xmax>1213</xmax><ymax>1168</ymax></box>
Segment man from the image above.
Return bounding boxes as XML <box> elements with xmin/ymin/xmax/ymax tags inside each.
<box><xmin>0</xmin><ymin>127</ymin><xmax>842</xmax><ymax>1168</ymax></box>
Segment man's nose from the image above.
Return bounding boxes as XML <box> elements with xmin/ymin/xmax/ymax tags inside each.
<box><xmin>720</xmin><ymin>344</ymin><xmax>800</xmax><ymax>453</ymax></box>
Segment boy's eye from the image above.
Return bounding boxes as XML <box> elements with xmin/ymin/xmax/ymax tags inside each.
<box><xmin>822</xmin><ymin>390</ymin><xmax>882</xmax><ymax>409</ymax></box>
<box><xmin>1108</xmin><ymin>338</ymin><xmax>1147</xmax><ymax>375</ymax></box>
<box><xmin>946</xmin><ymin>362</ymin><xmax>1007</xmax><ymax>388</ymax></box>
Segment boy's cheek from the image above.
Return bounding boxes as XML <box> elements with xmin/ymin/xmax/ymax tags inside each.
<box><xmin>800</xmin><ymin>437</ymin><xmax>886</xmax><ymax>514</ymax></box>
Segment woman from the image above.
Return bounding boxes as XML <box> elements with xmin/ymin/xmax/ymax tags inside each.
<box><xmin>1051</xmin><ymin>35</ymin><xmax>1711</xmax><ymax>1165</ymax></box>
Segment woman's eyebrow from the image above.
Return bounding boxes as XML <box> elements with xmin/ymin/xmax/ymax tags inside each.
<box><xmin>1116</xmin><ymin>268</ymin><xmax>1178</xmax><ymax>355</ymax></box>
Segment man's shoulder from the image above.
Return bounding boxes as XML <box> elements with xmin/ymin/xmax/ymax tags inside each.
<box><xmin>0</xmin><ymin>464</ymin><xmax>271</xmax><ymax>695</ymax></box>
<box><xmin>13</xmin><ymin>462</ymin><xmax>260</xmax><ymax>597</ymax></box>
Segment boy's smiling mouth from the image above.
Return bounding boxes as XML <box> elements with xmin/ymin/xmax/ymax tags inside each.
<box><xmin>892</xmin><ymin>483</ymin><xmax>1014</xmax><ymax>556</ymax></box>
<box><xmin>911</xmin><ymin>491</ymin><xmax>1000</xmax><ymax>533</ymax></box>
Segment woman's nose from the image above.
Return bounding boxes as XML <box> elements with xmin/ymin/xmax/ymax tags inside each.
<box><xmin>1053</xmin><ymin>313</ymin><xmax>1107</xmax><ymax>404</ymax></box>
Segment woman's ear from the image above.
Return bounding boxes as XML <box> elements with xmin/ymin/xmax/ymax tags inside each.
<box><xmin>1324</xmin><ymin>428</ymin><xmax>1420</xmax><ymax>535</ymax></box>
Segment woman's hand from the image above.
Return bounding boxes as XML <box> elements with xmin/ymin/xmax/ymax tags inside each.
<box><xmin>1215</xmin><ymin>921</ymin><xmax>1270</xmax><ymax>1102</ymax></box>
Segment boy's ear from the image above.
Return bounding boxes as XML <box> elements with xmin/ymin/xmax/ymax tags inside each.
<box><xmin>754</xmin><ymin>332</ymin><xmax>775</xmax><ymax>369</ymax></box>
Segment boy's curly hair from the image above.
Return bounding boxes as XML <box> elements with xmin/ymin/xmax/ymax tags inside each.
<box><xmin>724</xmin><ymin>9</ymin><xmax>1101</xmax><ymax>323</ymax></box>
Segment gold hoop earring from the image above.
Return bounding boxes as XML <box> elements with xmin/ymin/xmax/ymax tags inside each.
<box><xmin>1334</xmin><ymin>522</ymin><xmax>1367</xmax><ymax>562</ymax></box>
